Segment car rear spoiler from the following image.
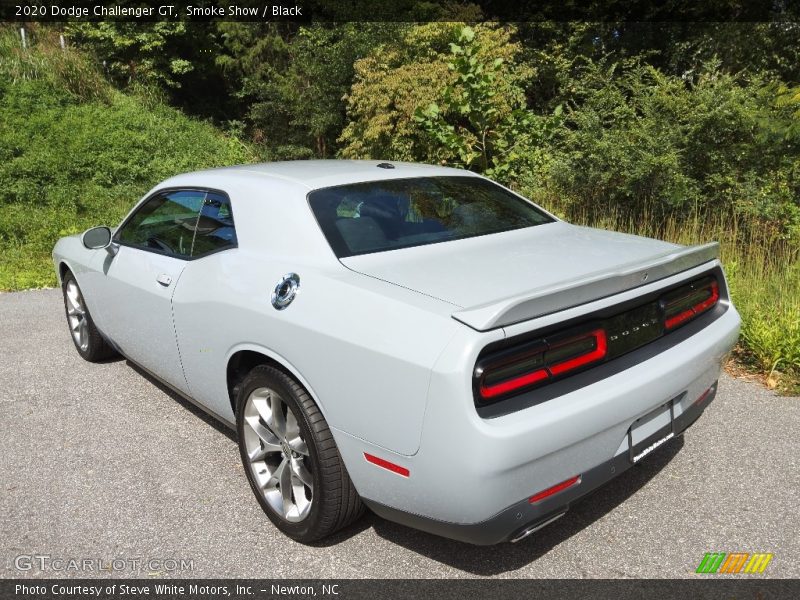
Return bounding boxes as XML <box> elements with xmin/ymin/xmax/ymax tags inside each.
<box><xmin>451</xmin><ymin>242</ymin><xmax>720</xmax><ymax>331</ymax></box>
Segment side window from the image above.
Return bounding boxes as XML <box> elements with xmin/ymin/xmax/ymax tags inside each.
<box><xmin>117</xmin><ymin>189</ymin><xmax>237</xmax><ymax>259</ymax></box>
<box><xmin>190</xmin><ymin>191</ymin><xmax>238</xmax><ymax>256</ymax></box>
<box><xmin>117</xmin><ymin>190</ymin><xmax>205</xmax><ymax>258</ymax></box>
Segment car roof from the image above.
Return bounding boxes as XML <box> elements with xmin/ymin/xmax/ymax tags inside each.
<box><xmin>161</xmin><ymin>160</ymin><xmax>481</xmax><ymax>192</ymax></box>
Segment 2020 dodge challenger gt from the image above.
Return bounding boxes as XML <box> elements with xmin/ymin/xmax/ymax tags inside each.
<box><xmin>53</xmin><ymin>160</ymin><xmax>740</xmax><ymax>544</ymax></box>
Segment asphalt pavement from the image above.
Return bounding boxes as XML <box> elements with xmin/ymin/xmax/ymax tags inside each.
<box><xmin>1</xmin><ymin>288</ymin><xmax>797</xmax><ymax>579</ymax></box>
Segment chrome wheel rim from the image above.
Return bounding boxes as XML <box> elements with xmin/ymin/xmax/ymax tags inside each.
<box><xmin>65</xmin><ymin>280</ymin><xmax>89</xmax><ymax>352</ymax></box>
<box><xmin>243</xmin><ymin>387</ymin><xmax>313</xmax><ymax>522</ymax></box>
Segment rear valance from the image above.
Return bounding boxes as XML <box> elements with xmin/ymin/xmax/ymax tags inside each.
<box><xmin>452</xmin><ymin>242</ymin><xmax>720</xmax><ymax>331</ymax></box>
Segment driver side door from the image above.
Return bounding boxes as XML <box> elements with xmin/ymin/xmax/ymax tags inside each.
<box><xmin>94</xmin><ymin>189</ymin><xmax>207</xmax><ymax>395</ymax></box>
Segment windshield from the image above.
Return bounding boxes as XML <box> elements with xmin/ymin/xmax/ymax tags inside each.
<box><xmin>308</xmin><ymin>176</ymin><xmax>554</xmax><ymax>258</ymax></box>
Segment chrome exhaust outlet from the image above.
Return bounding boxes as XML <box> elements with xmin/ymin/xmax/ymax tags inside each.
<box><xmin>510</xmin><ymin>512</ymin><xmax>567</xmax><ymax>543</ymax></box>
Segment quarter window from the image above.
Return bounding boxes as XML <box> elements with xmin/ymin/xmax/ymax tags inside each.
<box><xmin>190</xmin><ymin>191</ymin><xmax>238</xmax><ymax>255</ymax></box>
<box><xmin>116</xmin><ymin>189</ymin><xmax>237</xmax><ymax>259</ymax></box>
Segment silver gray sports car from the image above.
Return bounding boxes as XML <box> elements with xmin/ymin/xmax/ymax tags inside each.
<box><xmin>53</xmin><ymin>160</ymin><xmax>740</xmax><ymax>544</ymax></box>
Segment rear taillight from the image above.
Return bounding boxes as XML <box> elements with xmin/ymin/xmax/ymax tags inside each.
<box><xmin>548</xmin><ymin>329</ymin><xmax>607</xmax><ymax>376</ymax></box>
<box><xmin>477</xmin><ymin>328</ymin><xmax>607</xmax><ymax>401</ymax></box>
<box><xmin>662</xmin><ymin>277</ymin><xmax>719</xmax><ymax>331</ymax></box>
<box><xmin>474</xmin><ymin>274</ymin><xmax>722</xmax><ymax>405</ymax></box>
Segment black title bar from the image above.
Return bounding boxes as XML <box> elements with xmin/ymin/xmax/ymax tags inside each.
<box><xmin>1</xmin><ymin>0</ymin><xmax>799</xmax><ymax>22</ymax></box>
<box><xmin>4</xmin><ymin>579</ymin><xmax>800</xmax><ymax>600</ymax></box>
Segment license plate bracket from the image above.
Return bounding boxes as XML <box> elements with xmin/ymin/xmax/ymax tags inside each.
<box><xmin>628</xmin><ymin>395</ymin><xmax>681</xmax><ymax>464</ymax></box>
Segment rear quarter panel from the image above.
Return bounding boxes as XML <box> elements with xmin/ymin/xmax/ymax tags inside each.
<box><xmin>172</xmin><ymin>253</ymin><xmax>460</xmax><ymax>455</ymax></box>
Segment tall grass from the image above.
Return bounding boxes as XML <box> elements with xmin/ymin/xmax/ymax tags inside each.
<box><xmin>0</xmin><ymin>26</ymin><xmax>108</xmax><ymax>102</ymax></box>
<box><xmin>548</xmin><ymin>203</ymin><xmax>800</xmax><ymax>394</ymax></box>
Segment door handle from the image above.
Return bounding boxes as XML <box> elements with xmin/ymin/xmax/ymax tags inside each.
<box><xmin>156</xmin><ymin>274</ymin><xmax>173</xmax><ymax>287</ymax></box>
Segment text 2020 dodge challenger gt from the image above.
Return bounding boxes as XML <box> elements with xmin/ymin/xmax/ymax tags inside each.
<box><xmin>53</xmin><ymin>160</ymin><xmax>740</xmax><ymax>544</ymax></box>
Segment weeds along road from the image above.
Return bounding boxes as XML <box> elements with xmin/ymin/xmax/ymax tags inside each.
<box><xmin>1</xmin><ymin>288</ymin><xmax>798</xmax><ymax>579</ymax></box>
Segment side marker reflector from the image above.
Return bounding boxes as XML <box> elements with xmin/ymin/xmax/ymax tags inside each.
<box><xmin>364</xmin><ymin>453</ymin><xmax>410</xmax><ymax>477</ymax></box>
<box><xmin>529</xmin><ymin>475</ymin><xmax>581</xmax><ymax>504</ymax></box>
<box><xmin>694</xmin><ymin>384</ymin><xmax>716</xmax><ymax>406</ymax></box>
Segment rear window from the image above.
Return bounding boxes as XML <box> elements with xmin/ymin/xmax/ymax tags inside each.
<box><xmin>308</xmin><ymin>176</ymin><xmax>554</xmax><ymax>258</ymax></box>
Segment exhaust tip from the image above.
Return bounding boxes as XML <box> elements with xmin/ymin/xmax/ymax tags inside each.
<box><xmin>510</xmin><ymin>512</ymin><xmax>567</xmax><ymax>543</ymax></box>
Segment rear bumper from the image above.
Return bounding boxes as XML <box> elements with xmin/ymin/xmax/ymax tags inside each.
<box><xmin>364</xmin><ymin>383</ymin><xmax>717</xmax><ymax>545</ymax></box>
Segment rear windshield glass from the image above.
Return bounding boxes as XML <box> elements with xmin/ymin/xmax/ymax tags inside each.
<box><xmin>308</xmin><ymin>176</ymin><xmax>554</xmax><ymax>258</ymax></box>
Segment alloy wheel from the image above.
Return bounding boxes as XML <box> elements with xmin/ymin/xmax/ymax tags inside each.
<box><xmin>242</xmin><ymin>387</ymin><xmax>314</xmax><ymax>522</ymax></box>
<box><xmin>65</xmin><ymin>279</ymin><xmax>89</xmax><ymax>352</ymax></box>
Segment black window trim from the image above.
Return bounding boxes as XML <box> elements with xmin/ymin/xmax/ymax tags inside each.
<box><xmin>113</xmin><ymin>186</ymin><xmax>239</xmax><ymax>261</ymax></box>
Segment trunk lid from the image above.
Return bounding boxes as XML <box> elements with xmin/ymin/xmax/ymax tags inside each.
<box><xmin>340</xmin><ymin>222</ymin><xmax>719</xmax><ymax>331</ymax></box>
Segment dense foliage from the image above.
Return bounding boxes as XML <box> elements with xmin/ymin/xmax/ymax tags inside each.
<box><xmin>1</xmin><ymin>16</ymin><xmax>798</xmax><ymax>389</ymax></box>
<box><xmin>43</xmin><ymin>18</ymin><xmax>800</xmax><ymax>239</ymax></box>
<box><xmin>525</xmin><ymin>61</ymin><xmax>800</xmax><ymax>237</ymax></box>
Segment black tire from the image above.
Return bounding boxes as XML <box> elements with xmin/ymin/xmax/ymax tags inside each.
<box><xmin>236</xmin><ymin>365</ymin><xmax>364</xmax><ymax>542</ymax></box>
<box><xmin>61</xmin><ymin>270</ymin><xmax>118</xmax><ymax>362</ymax></box>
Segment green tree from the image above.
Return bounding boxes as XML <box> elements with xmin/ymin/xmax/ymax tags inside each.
<box><xmin>338</xmin><ymin>22</ymin><xmax>532</xmax><ymax>164</ymax></box>
<box><xmin>414</xmin><ymin>26</ymin><xmax>555</xmax><ymax>183</ymax></box>
<box><xmin>217</xmin><ymin>22</ymin><xmax>398</xmax><ymax>158</ymax></box>
<box><xmin>524</xmin><ymin>59</ymin><xmax>800</xmax><ymax>237</ymax></box>
<box><xmin>65</xmin><ymin>22</ymin><xmax>204</xmax><ymax>90</ymax></box>
<box><xmin>774</xmin><ymin>84</ymin><xmax>800</xmax><ymax>141</ymax></box>
<box><xmin>63</xmin><ymin>20</ymin><xmax>230</xmax><ymax>119</ymax></box>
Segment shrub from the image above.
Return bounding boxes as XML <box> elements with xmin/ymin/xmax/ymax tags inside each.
<box><xmin>520</xmin><ymin>60</ymin><xmax>800</xmax><ymax>240</ymax></box>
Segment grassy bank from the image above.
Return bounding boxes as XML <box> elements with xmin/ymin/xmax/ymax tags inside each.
<box><xmin>0</xmin><ymin>27</ymin><xmax>255</xmax><ymax>289</ymax></box>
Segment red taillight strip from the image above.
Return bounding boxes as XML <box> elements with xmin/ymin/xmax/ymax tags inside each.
<box><xmin>664</xmin><ymin>307</ymin><xmax>696</xmax><ymax>330</ymax></box>
<box><xmin>479</xmin><ymin>368</ymin><xmax>549</xmax><ymax>399</ymax></box>
<box><xmin>364</xmin><ymin>453</ymin><xmax>410</xmax><ymax>477</ymax></box>
<box><xmin>547</xmin><ymin>329</ymin><xmax>607</xmax><ymax>376</ymax></box>
<box><xmin>529</xmin><ymin>475</ymin><xmax>581</xmax><ymax>504</ymax></box>
<box><xmin>477</xmin><ymin>329</ymin><xmax>608</xmax><ymax>401</ymax></box>
<box><xmin>665</xmin><ymin>280</ymin><xmax>719</xmax><ymax>330</ymax></box>
<box><xmin>693</xmin><ymin>281</ymin><xmax>720</xmax><ymax>313</ymax></box>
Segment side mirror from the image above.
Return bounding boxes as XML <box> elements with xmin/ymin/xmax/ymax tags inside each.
<box><xmin>81</xmin><ymin>226</ymin><xmax>112</xmax><ymax>250</ymax></box>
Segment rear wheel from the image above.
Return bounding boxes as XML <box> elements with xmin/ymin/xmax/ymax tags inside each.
<box><xmin>61</xmin><ymin>271</ymin><xmax>117</xmax><ymax>362</ymax></box>
<box><xmin>236</xmin><ymin>365</ymin><xmax>364</xmax><ymax>542</ymax></box>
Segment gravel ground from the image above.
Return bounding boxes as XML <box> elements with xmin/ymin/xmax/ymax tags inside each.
<box><xmin>1</xmin><ymin>288</ymin><xmax>797</xmax><ymax>579</ymax></box>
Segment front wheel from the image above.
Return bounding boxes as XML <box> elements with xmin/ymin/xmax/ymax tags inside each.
<box><xmin>61</xmin><ymin>271</ymin><xmax>117</xmax><ymax>362</ymax></box>
<box><xmin>236</xmin><ymin>365</ymin><xmax>364</xmax><ymax>542</ymax></box>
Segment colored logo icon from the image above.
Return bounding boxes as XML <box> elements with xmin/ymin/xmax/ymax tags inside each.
<box><xmin>696</xmin><ymin>552</ymin><xmax>773</xmax><ymax>574</ymax></box>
